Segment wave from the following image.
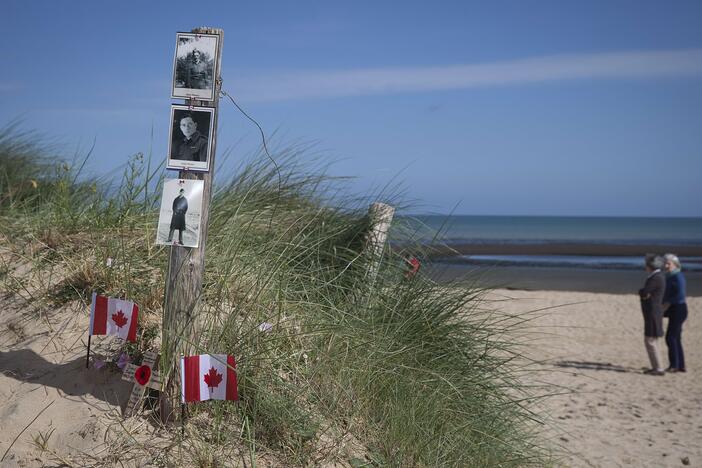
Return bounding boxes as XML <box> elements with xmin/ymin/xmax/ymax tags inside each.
<box><xmin>436</xmin><ymin>254</ymin><xmax>702</xmax><ymax>272</ymax></box>
<box><xmin>438</xmin><ymin>238</ymin><xmax>702</xmax><ymax>246</ymax></box>
<box><xmin>401</xmin><ymin>240</ymin><xmax>702</xmax><ymax>257</ymax></box>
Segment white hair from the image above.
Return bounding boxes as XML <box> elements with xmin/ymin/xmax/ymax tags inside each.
<box><xmin>664</xmin><ymin>253</ymin><xmax>682</xmax><ymax>270</ymax></box>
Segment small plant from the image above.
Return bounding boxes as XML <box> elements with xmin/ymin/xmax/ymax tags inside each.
<box><xmin>31</xmin><ymin>427</ymin><xmax>55</xmax><ymax>454</ymax></box>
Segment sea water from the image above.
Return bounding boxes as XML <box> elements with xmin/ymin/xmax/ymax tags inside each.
<box><xmin>402</xmin><ymin>215</ymin><xmax>702</xmax><ymax>271</ymax></box>
<box><xmin>409</xmin><ymin>215</ymin><xmax>702</xmax><ymax>244</ymax></box>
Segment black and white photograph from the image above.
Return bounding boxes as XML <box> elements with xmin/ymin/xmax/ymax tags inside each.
<box><xmin>155</xmin><ymin>179</ymin><xmax>204</xmax><ymax>248</ymax></box>
<box><xmin>166</xmin><ymin>105</ymin><xmax>215</xmax><ymax>172</ymax></box>
<box><xmin>171</xmin><ymin>32</ymin><xmax>219</xmax><ymax>100</ymax></box>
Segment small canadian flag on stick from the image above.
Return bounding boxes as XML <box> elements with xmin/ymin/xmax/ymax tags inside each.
<box><xmin>180</xmin><ymin>354</ymin><xmax>239</xmax><ymax>403</ymax></box>
<box><xmin>89</xmin><ymin>292</ymin><xmax>139</xmax><ymax>342</ymax></box>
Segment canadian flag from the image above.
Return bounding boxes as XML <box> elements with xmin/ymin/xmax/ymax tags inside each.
<box><xmin>180</xmin><ymin>354</ymin><xmax>239</xmax><ymax>403</ymax></box>
<box><xmin>89</xmin><ymin>292</ymin><xmax>139</xmax><ymax>342</ymax></box>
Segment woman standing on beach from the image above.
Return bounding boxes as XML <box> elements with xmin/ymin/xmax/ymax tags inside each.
<box><xmin>639</xmin><ymin>254</ymin><xmax>666</xmax><ymax>375</ymax></box>
<box><xmin>663</xmin><ymin>253</ymin><xmax>688</xmax><ymax>372</ymax></box>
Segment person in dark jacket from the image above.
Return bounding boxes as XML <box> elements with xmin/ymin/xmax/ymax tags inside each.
<box><xmin>173</xmin><ymin>115</ymin><xmax>208</xmax><ymax>162</ymax></box>
<box><xmin>663</xmin><ymin>253</ymin><xmax>688</xmax><ymax>372</ymax></box>
<box><xmin>639</xmin><ymin>254</ymin><xmax>666</xmax><ymax>375</ymax></box>
<box><xmin>167</xmin><ymin>188</ymin><xmax>188</xmax><ymax>245</ymax></box>
<box><xmin>184</xmin><ymin>49</ymin><xmax>209</xmax><ymax>90</ymax></box>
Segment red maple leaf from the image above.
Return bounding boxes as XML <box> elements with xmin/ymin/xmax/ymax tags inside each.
<box><xmin>203</xmin><ymin>367</ymin><xmax>223</xmax><ymax>389</ymax></box>
<box><xmin>112</xmin><ymin>310</ymin><xmax>128</xmax><ymax>328</ymax></box>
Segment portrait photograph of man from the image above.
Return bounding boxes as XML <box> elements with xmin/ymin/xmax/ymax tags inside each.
<box><xmin>166</xmin><ymin>105</ymin><xmax>215</xmax><ymax>172</ymax></box>
<box><xmin>155</xmin><ymin>179</ymin><xmax>204</xmax><ymax>248</ymax></box>
<box><xmin>171</xmin><ymin>32</ymin><xmax>219</xmax><ymax>100</ymax></box>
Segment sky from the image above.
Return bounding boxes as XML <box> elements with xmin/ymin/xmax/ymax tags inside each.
<box><xmin>2</xmin><ymin>1</ymin><xmax>702</xmax><ymax>217</ymax></box>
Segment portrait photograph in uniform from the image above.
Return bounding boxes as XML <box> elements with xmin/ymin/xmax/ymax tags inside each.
<box><xmin>166</xmin><ymin>105</ymin><xmax>215</xmax><ymax>172</ymax></box>
<box><xmin>155</xmin><ymin>178</ymin><xmax>204</xmax><ymax>248</ymax></box>
<box><xmin>171</xmin><ymin>32</ymin><xmax>219</xmax><ymax>101</ymax></box>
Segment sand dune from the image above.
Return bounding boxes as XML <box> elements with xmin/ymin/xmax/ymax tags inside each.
<box><xmin>1</xmin><ymin>288</ymin><xmax>699</xmax><ymax>466</ymax></box>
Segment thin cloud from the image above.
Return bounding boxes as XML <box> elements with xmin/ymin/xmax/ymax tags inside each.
<box><xmin>230</xmin><ymin>48</ymin><xmax>702</xmax><ymax>102</ymax></box>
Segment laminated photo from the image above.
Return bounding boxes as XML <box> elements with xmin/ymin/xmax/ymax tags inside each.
<box><xmin>155</xmin><ymin>179</ymin><xmax>204</xmax><ymax>248</ymax></box>
<box><xmin>171</xmin><ymin>32</ymin><xmax>219</xmax><ymax>101</ymax></box>
<box><xmin>166</xmin><ymin>105</ymin><xmax>215</xmax><ymax>172</ymax></box>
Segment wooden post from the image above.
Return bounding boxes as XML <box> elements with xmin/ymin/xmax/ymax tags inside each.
<box><xmin>160</xmin><ymin>27</ymin><xmax>224</xmax><ymax>421</ymax></box>
<box><xmin>364</xmin><ymin>202</ymin><xmax>395</xmax><ymax>284</ymax></box>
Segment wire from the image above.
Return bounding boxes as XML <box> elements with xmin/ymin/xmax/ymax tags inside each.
<box><xmin>220</xmin><ymin>89</ymin><xmax>282</xmax><ymax>194</ymax></box>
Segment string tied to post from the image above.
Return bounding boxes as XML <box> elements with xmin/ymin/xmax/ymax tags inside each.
<box><xmin>179</xmin><ymin>167</ymin><xmax>190</xmax><ymax>185</ymax></box>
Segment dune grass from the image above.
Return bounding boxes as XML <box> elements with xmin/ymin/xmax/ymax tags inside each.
<box><xmin>0</xmin><ymin>124</ymin><xmax>549</xmax><ymax>466</ymax></box>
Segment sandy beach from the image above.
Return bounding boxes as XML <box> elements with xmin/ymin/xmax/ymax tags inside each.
<box><xmin>1</xmin><ymin>285</ymin><xmax>699</xmax><ymax>466</ymax></box>
<box><xmin>488</xmin><ymin>289</ymin><xmax>702</xmax><ymax>468</ymax></box>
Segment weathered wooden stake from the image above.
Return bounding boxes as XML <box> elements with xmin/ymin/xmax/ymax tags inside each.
<box><xmin>160</xmin><ymin>27</ymin><xmax>224</xmax><ymax>421</ymax></box>
<box><xmin>364</xmin><ymin>202</ymin><xmax>395</xmax><ymax>284</ymax></box>
<box><xmin>85</xmin><ymin>335</ymin><xmax>91</xmax><ymax>368</ymax></box>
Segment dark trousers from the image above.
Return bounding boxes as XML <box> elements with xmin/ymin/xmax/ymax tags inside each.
<box><xmin>665</xmin><ymin>303</ymin><xmax>688</xmax><ymax>370</ymax></box>
<box><xmin>167</xmin><ymin>228</ymin><xmax>183</xmax><ymax>244</ymax></box>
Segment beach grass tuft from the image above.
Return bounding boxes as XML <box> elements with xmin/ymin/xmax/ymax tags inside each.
<box><xmin>0</xmin><ymin>125</ymin><xmax>549</xmax><ymax>466</ymax></box>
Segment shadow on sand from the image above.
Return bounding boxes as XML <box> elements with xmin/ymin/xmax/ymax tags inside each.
<box><xmin>554</xmin><ymin>360</ymin><xmax>641</xmax><ymax>373</ymax></box>
<box><xmin>0</xmin><ymin>348</ymin><xmax>132</xmax><ymax>411</ymax></box>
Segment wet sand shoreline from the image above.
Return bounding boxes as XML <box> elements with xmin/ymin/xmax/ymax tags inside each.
<box><xmin>429</xmin><ymin>264</ymin><xmax>702</xmax><ymax>296</ymax></box>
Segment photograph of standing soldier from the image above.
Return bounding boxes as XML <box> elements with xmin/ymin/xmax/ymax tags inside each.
<box><xmin>181</xmin><ymin>49</ymin><xmax>210</xmax><ymax>90</ymax></box>
<box><xmin>171</xmin><ymin>34</ymin><xmax>219</xmax><ymax>101</ymax></box>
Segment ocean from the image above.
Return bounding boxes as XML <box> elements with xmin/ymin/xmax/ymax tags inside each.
<box><xmin>410</xmin><ymin>215</ymin><xmax>702</xmax><ymax>246</ymax></box>
<box><xmin>399</xmin><ymin>215</ymin><xmax>702</xmax><ymax>293</ymax></box>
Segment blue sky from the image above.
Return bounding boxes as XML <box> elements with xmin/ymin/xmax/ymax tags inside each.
<box><xmin>3</xmin><ymin>1</ymin><xmax>702</xmax><ymax>216</ymax></box>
